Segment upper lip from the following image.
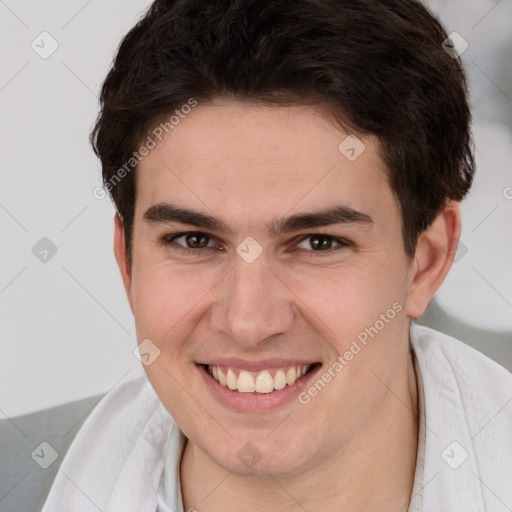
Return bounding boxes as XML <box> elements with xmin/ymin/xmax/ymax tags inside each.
<box><xmin>198</xmin><ymin>358</ymin><xmax>319</xmax><ymax>371</ymax></box>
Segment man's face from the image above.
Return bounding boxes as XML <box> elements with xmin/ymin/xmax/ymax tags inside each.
<box><xmin>118</xmin><ymin>100</ymin><xmax>416</xmax><ymax>476</ymax></box>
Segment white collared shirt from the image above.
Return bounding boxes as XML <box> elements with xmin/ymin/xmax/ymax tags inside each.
<box><xmin>42</xmin><ymin>322</ymin><xmax>512</xmax><ymax>512</ymax></box>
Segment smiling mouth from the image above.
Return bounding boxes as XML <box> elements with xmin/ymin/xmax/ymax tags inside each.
<box><xmin>203</xmin><ymin>363</ymin><xmax>319</xmax><ymax>393</ymax></box>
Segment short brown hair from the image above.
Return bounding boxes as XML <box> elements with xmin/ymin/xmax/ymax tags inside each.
<box><xmin>91</xmin><ymin>0</ymin><xmax>475</xmax><ymax>264</ymax></box>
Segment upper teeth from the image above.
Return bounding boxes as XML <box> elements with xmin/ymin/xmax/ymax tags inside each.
<box><xmin>208</xmin><ymin>364</ymin><xmax>311</xmax><ymax>393</ymax></box>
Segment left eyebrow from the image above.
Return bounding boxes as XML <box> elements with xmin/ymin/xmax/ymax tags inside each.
<box><xmin>268</xmin><ymin>204</ymin><xmax>373</xmax><ymax>235</ymax></box>
<box><xmin>142</xmin><ymin>202</ymin><xmax>374</xmax><ymax>236</ymax></box>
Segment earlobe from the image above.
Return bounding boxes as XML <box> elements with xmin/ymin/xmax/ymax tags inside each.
<box><xmin>113</xmin><ymin>213</ymin><xmax>134</xmax><ymax>311</ymax></box>
<box><xmin>405</xmin><ymin>201</ymin><xmax>461</xmax><ymax>318</ymax></box>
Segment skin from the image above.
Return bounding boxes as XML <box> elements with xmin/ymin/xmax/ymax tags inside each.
<box><xmin>114</xmin><ymin>100</ymin><xmax>461</xmax><ymax>511</ymax></box>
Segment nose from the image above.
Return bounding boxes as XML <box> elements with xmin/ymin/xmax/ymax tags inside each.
<box><xmin>210</xmin><ymin>254</ymin><xmax>295</xmax><ymax>347</ymax></box>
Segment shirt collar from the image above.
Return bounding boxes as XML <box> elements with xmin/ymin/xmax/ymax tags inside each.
<box><xmin>157</xmin><ymin>423</ymin><xmax>187</xmax><ymax>512</ymax></box>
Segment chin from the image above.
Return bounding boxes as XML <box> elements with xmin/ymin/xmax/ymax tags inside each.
<box><xmin>207</xmin><ymin>437</ymin><xmax>315</xmax><ymax>478</ymax></box>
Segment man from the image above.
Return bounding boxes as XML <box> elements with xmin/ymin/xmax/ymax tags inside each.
<box><xmin>2</xmin><ymin>0</ymin><xmax>511</xmax><ymax>511</ymax></box>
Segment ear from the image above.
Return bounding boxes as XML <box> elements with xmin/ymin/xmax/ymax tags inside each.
<box><xmin>405</xmin><ymin>201</ymin><xmax>461</xmax><ymax>318</ymax></box>
<box><xmin>113</xmin><ymin>213</ymin><xmax>134</xmax><ymax>312</ymax></box>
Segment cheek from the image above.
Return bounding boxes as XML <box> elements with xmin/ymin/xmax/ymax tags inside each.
<box><xmin>286</xmin><ymin>258</ymin><xmax>407</xmax><ymax>346</ymax></box>
<box><xmin>130</xmin><ymin>264</ymin><xmax>211</xmax><ymax>420</ymax></box>
<box><xmin>130</xmin><ymin>261</ymin><xmax>211</xmax><ymax>344</ymax></box>
<box><xmin>296</xmin><ymin>263</ymin><xmax>409</xmax><ymax>440</ymax></box>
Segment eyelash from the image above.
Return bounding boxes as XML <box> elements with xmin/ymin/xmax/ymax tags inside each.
<box><xmin>158</xmin><ymin>231</ymin><xmax>352</xmax><ymax>256</ymax></box>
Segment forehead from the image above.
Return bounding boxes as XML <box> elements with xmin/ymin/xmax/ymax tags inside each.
<box><xmin>135</xmin><ymin>101</ymin><xmax>396</xmax><ymax>230</ymax></box>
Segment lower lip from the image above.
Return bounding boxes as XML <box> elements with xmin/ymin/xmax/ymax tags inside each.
<box><xmin>197</xmin><ymin>364</ymin><xmax>322</xmax><ymax>412</ymax></box>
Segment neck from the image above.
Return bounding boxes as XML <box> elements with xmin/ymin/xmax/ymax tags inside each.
<box><xmin>180</xmin><ymin>350</ymin><xmax>419</xmax><ymax>512</ymax></box>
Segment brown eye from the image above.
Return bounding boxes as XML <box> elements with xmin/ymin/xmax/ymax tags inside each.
<box><xmin>309</xmin><ymin>235</ymin><xmax>334</xmax><ymax>250</ymax></box>
<box><xmin>294</xmin><ymin>234</ymin><xmax>351</xmax><ymax>254</ymax></box>
<box><xmin>159</xmin><ymin>231</ymin><xmax>217</xmax><ymax>254</ymax></box>
<box><xmin>184</xmin><ymin>232</ymin><xmax>210</xmax><ymax>248</ymax></box>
